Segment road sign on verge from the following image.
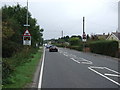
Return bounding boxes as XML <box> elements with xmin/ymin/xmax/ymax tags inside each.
<box><xmin>23</xmin><ymin>30</ymin><xmax>31</xmax><ymax>45</ymax></box>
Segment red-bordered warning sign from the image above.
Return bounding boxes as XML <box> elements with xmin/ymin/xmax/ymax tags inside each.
<box><xmin>23</xmin><ymin>30</ymin><xmax>31</xmax><ymax>36</ymax></box>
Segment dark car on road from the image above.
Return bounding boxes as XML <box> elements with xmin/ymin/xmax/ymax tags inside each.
<box><xmin>49</xmin><ymin>46</ymin><xmax>58</xmax><ymax>52</ymax></box>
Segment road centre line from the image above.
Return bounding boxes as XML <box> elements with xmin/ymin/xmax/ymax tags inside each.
<box><xmin>89</xmin><ymin>66</ymin><xmax>120</xmax><ymax>74</ymax></box>
<box><xmin>89</xmin><ymin>66</ymin><xmax>104</xmax><ymax>69</ymax></box>
<box><xmin>88</xmin><ymin>67</ymin><xmax>120</xmax><ymax>86</ymax></box>
<box><xmin>38</xmin><ymin>47</ymin><xmax>45</xmax><ymax>88</ymax></box>
<box><xmin>60</xmin><ymin>50</ymin><xmax>93</xmax><ymax>65</ymax></box>
<box><xmin>104</xmin><ymin>67</ymin><xmax>120</xmax><ymax>74</ymax></box>
<box><xmin>104</xmin><ymin>73</ymin><xmax>120</xmax><ymax>77</ymax></box>
<box><xmin>63</xmin><ymin>54</ymin><xmax>68</xmax><ymax>57</ymax></box>
<box><xmin>70</xmin><ymin>58</ymin><xmax>80</xmax><ymax>64</ymax></box>
<box><xmin>81</xmin><ymin>61</ymin><xmax>93</xmax><ymax>64</ymax></box>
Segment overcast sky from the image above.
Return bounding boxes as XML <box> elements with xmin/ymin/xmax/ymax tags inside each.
<box><xmin>1</xmin><ymin>0</ymin><xmax>120</xmax><ymax>39</ymax></box>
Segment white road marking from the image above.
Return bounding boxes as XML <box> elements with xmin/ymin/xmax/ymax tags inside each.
<box><xmin>89</xmin><ymin>66</ymin><xmax>120</xmax><ymax>74</ymax></box>
<box><xmin>104</xmin><ymin>73</ymin><xmax>120</xmax><ymax>77</ymax></box>
<box><xmin>64</xmin><ymin>54</ymin><xmax>68</xmax><ymax>57</ymax></box>
<box><xmin>38</xmin><ymin>47</ymin><xmax>45</xmax><ymax>88</ymax></box>
<box><xmin>78</xmin><ymin>57</ymin><xmax>93</xmax><ymax>64</ymax></box>
<box><xmin>88</xmin><ymin>67</ymin><xmax>120</xmax><ymax>86</ymax></box>
<box><xmin>81</xmin><ymin>61</ymin><xmax>93</xmax><ymax>64</ymax></box>
<box><xmin>89</xmin><ymin>66</ymin><xmax>104</xmax><ymax>69</ymax></box>
<box><xmin>70</xmin><ymin>58</ymin><xmax>80</xmax><ymax>64</ymax></box>
<box><xmin>61</xmin><ymin>51</ymin><xmax>93</xmax><ymax>65</ymax></box>
<box><xmin>104</xmin><ymin>67</ymin><xmax>120</xmax><ymax>74</ymax></box>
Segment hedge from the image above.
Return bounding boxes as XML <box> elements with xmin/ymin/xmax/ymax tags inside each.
<box><xmin>66</xmin><ymin>45</ymin><xmax>83</xmax><ymax>51</ymax></box>
<box><xmin>89</xmin><ymin>40</ymin><xmax>119</xmax><ymax>57</ymax></box>
<box><xmin>2</xmin><ymin>47</ymin><xmax>38</xmax><ymax>84</ymax></box>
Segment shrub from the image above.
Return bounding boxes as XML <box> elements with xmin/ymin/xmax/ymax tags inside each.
<box><xmin>2</xmin><ymin>47</ymin><xmax>38</xmax><ymax>84</ymax></box>
<box><xmin>54</xmin><ymin>43</ymin><xmax>67</xmax><ymax>47</ymax></box>
<box><xmin>89</xmin><ymin>40</ymin><xmax>118</xmax><ymax>57</ymax></box>
<box><xmin>69</xmin><ymin>37</ymin><xmax>80</xmax><ymax>46</ymax></box>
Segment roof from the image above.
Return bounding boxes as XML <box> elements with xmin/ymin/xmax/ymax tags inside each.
<box><xmin>112</xmin><ymin>32</ymin><xmax>120</xmax><ymax>40</ymax></box>
<box><xmin>96</xmin><ymin>34</ymin><xmax>108</xmax><ymax>39</ymax></box>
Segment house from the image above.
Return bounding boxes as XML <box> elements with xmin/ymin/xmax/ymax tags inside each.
<box><xmin>96</xmin><ymin>33</ymin><xmax>109</xmax><ymax>40</ymax></box>
<box><xmin>106</xmin><ymin>32</ymin><xmax>120</xmax><ymax>48</ymax></box>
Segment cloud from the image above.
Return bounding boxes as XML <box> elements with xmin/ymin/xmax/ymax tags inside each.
<box><xmin>1</xmin><ymin>0</ymin><xmax>119</xmax><ymax>39</ymax></box>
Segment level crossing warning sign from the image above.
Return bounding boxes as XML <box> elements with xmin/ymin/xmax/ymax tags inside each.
<box><xmin>23</xmin><ymin>30</ymin><xmax>31</xmax><ymax>45</ymax></box>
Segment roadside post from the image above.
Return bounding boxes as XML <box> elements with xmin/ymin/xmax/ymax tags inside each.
<box><xmin>82</xmin><ymin>32</ymin><xmax>87</xmax><ymax>52</ymax></box>
<box><xmin>23</xmin><ymin>0</ymin><xmax>31</xmax><ymax>46</ymax></box>
<box><xmin>82</xmin><ymin>17</ymin><xmax>87</xmax><ymax>52</ymax></box>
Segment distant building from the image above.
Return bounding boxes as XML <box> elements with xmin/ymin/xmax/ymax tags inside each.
<box><xmin>106</xmin><ymin>32</ymin><xmax>120</xmax><ymax>48</ymax></box>
<box><xmin>96</xmin><ymin>33</ymin><xmax>109</xmax><ymax>40</ymax></box>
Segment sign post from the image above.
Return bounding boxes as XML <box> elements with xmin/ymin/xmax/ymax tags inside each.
<box><xmin>82</xmin><ymin>17</ymin><xmax>87</xmax><ymax>52</ymax></box>
<box><xmin>23</xmin><ymin>30</ymin><xmax>31</xmax><ymax>45</ymax></box>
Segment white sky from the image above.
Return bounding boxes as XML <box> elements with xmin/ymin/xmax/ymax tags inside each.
<box><xmin>1</xmin><ymin>0</ymin><xmax>120</xmax><ymax>39</ymax></box>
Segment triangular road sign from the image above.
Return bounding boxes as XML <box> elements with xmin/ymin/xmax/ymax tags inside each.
<box><xmin>23</xmin><ymin>30</ymin><xmax>31</xmax><ymax>36</ymax></box>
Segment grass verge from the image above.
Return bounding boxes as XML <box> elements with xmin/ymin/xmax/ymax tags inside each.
<box><xmin>3</xmin><ymin>47</ymin><xmax>43</xmax><ymax>88</ymax></box>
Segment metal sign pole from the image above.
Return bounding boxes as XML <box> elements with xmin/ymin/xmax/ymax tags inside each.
<box><xmin>82</xmin><ymin>17</ymin><xmax>86</xmax><ymax>52</ymax></box>
<box><xmin>23</xmin><ymin>0</ymin><xmax>31</xmax><ymax>46</ymax></box>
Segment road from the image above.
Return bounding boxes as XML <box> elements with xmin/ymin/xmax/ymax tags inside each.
<box><xmin>38</xmin><ymin>47</ymin><xmax>120</xmax><ymax>88</ymax></box>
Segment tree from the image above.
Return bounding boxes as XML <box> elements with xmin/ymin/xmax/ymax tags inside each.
<box><xmin>2</xmin><ymin>4</ymin><xmax>44</xmax><ymax>57</ymax></box>
<box><xmin>69</xmin><ymin>37</ymin><xmax>80</xmax><ymax>46</ymax></box>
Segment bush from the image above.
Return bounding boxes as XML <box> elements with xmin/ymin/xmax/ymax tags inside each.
<box><xmin>54</xmin><ymin>43</ymin><xmax>67</xmax><ymax>47</ymax></box>
<box><xmin>89</xmin><ymin>40</ymin><xmax>118</xmax><ymax>57</ymax></box>
<box><xmin>69</xmin><ymin>37</ymin><xmax>80</xmax><ymax>46</ymax></box>
<box><xmin>2</xmin><ymin>47</ymin><xmax>38</xmax><ymax>84</ymax></box>
<box><xmin>66</xmin><ymin>45</ymin><xmax>83</xmax><ymax>51</ymax></box>
<box><xmin>2</xmin><ymin>40</ymin><xmax>22</xmax><ymax>58</ymax></box>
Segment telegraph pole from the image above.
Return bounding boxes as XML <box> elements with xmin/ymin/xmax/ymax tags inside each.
<box><xmin>83</xmin><ymin>17</ymin><xmax>85</xmax><ymax>34</ymax></box>
<box><xmin>62</xmin><ymin>30</ymin><xmax>63</xmax><ymax>38</ymax></box>
<box><xmin>23</xmin><ymin>0</ymin><xmax>31</xmax><ymax>46</ymax></box>
<box><xmin>26</xmin><ymin>0</ymin><xmax>28</xmax><ymax>27</ymax></box>
<box><xmin>82</xmin><ymin>17</ymin><xmax>86</xmax><ymax>52</ymax></box>
<box><xmin>24</xmin><ymin>0</ymin><xmax>30</xmax><ymax>28</ymax></box>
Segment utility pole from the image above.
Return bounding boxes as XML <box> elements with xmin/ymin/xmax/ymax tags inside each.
<box><xmin>62</xmin><ymin>30</ymin><xmax>63</xmax><ymax>38</ymax></box>
<box><xmin>82</xmin><ymin>17</ymin><xmax>86</xmax><ymax>52</ymax></box>
<box><xmin>26</xmin><ymin>0</ymin><xmax>28</xmax><ymax>27</ymax></box>
<box><xmin>82</xmin><ymin>17</ymin><xmax>86</xmax><ymax>41</ymax></box>
<box><xmin>23</xmin><ymin>0</ymin><xmax>31</xmax><ymax>46</ymax></box>
<box><xmin>83</xmin><ymin>17</ymin><xmax>85</xmax><ymax>34</ymax></box>
<box><xmin>24</xmin><ymin>0</ymin><xmax>30</xmax><ymax>27</ymax></box>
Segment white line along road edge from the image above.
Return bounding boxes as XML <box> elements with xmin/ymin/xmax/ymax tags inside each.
<box><xmin>38</xmin><ymin>47</ymin><xmax>45</xmax><ymax>88</ymax></box>
<box><xmin>88</xmin><ymin>67</ymin><xmax>120</xmax><ymax>86</ymax></box>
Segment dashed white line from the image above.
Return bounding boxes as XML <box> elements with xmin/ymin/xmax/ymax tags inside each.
<box><xmin>104</xmin><ymin>73</ymin><xmax>120</xmax><ymax>77</ymax></box>
<box><xmin>81</xmin><ymin>61</ymin><xmax>93</xmax><ymax>64</ymax></box>
<box><xmin>104</xmin><ymin>67</ymin><xmax>120</xmax><ymax>74</ymax></box>
<box><xmin>70</xmin><ymin>58</ymin><xmax>80</xmax><ymax>64</ymax></box>
<box><xmin>64</xmin><ymin>54</ymin><xmax>68</xmax><ymax>57</ymax></box>
<box><xmin>89</xmin><ymin>66</ymin><xmax>104</xmax><ymax>69</ymax></box>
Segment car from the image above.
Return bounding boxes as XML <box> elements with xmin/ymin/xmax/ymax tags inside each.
<box><xmin>46</xmin><ymin>45</ymin><xmax>52</xmax><ymax>49</ymax></box>
<box><xmin>49</xmin><ymin>46</ymin><xmax>58</xmax><ymax>52</ymax></box>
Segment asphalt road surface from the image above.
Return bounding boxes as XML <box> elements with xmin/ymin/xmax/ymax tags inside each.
<box><xmin>38</xmin><ymin>47</ymin><xmax>120</xmax><ymax>88</ymax></box>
